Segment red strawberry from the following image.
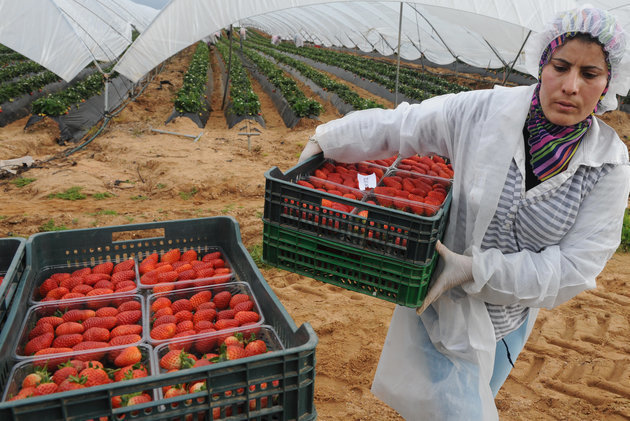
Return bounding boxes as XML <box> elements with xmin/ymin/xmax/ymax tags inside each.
<box><xmin>124</xmin><ymin>392</ymin><xmax>152</xmax><ymax>406</ymax></box>
<box><xmin>92</xmin><ymin>261</ymin><xmax>114</xmax><ymax>275</ymax></box>
<box><xmin>78</xmin><ymin>367</ymin><xmax>109</xmax><ymax>387</ymax></box>
<box><xmin>159</xmin><ymin>349</ymin><xmax>195</xmax><ymax>370</ymax></box>
<box><xmin>153</xmin><ymin>284</ymin><xmax>175</xmax><ymax>294</ymax></box>
<box><xmin>151</xmin><ymin>297</ymin><xmax>171</xmax><ymax>312</ymax></box>
<box><xmin>234</xmin><ymin>311</ymin><xmax>260</xmax><ymax>325</ymax></box>
<box><xmin>217</xmin><ymin>309</ymin><xmax>236</xmax><ymax>320</ymax></box>
<box><xmin>24</xmin><ymin>332</ymin><xmax>55</xmax><ymax>355</ymax></box>
<box><xmin>160</xmin><ymin>249</ymin><xmax>181</xmax><ymax>264</ymax></box>
<box><xmin>245</xmin><ymin>340</ymin><xmax>267</xmax><ymax>357</ymax></box>
<box><xmin>110</xmin><ymin>324</ymin><xmax>143</xmax><ymax>338</ymax></box>
<box><xmin>71</xmin><ymin>284</ymin><xmax>93</xmax><ymax>295</ymax></box>
<box><xmin>233</xmin><ymin>300</ymin><xmax>254</xmax><ymax>312</ymax></box>
<box><xmin>153</xmin><ymin>307</ymin><xmax>173</xmax><ymax>319</ymax></box>
<box><xmin>71</xmin><ymin>342</ymin><xmax>110</xmax><ymax>361</ymax></box>
<box><xmin>114</xmin><ymin>363</ymin><xmax>147</xmax><ymax>382</ymax></box>
<box><xmin>153</xmin><ymin>314</ymin><xmax>177</xmax><ymax>327</ymax></box>
<box><xmin>175</xmin><ymin>320</ymin><xmax>194</xmax><ymax>333</ymax></box>
<box><xmin>193</xmin><ymin>329</ymin><xmax>218</xmax><ymax>354</ymax></box>
<box><xmin>109</xmin><ymin>334</ymin><xmax>142</xmax><ymax>347</ymax></box>
<box><xmin>197</xmin><ymin>302</ymin><xmax>216</xmax><ymax>310</ymax></box>
<box><xmin>72</xmin><ymin>267</ymin><xmax>91</xmax><ymax>278</ymax></box>
<box><xmin>116</xmin><ymin>310</ymin><xmax>142</xmax><ymax>326</ymax></box>
<box><xmin>213</xmin><ymin>291</ymin><xmax>232</xmax><ymax>310</ymax></box>
<box><xmin>82</xmin><ymin>316</ymin><xmax>117</xmax><ymax>330</ymax></box>
<box><xmin>83</xmin><ymin>327</ymin><xmax>110</xmax><ymax>342</ymax></box>
<box><xmin>53</xmin><ymin>334</ymin><xmax>83</xmax><ymax>348</ymax></box>
<box><xmin>114</xmin><ymin>281</ymin><xmax>136</xmax><ymax>292</ymax></box>
<box><xmin>39</xmin><ymin>278</ymin><xmax>59</xmax><ymax>298</ymax></box>
<box><xmin>93</xmin><ymin>280</ymin><xmax>114</xmax><ymax>290</ymax></box>
<box><xmin>229</xmin><ymin>294</ymin><xmax>251</xmax><ymax>309</ymax></box>
<box><xmin>150</xmin><ymin>323</ymin><xmax>176</xmax><ymax>340</ymax></box>
<box><xmin>224</xmin><ymin>345</ymin><xmax>246</xmax><ymax>360</ymax></box>
<box><xmin>29</xmin><ymin>322</ymin><xmax>54</xmax><ymax>340</ymax></box>
<box><xmin>174</xmin><ymin>310</ymin><xmax>193</xmax><ymax>323</ymax></box>
<box><xmin>62</xmin><ymin>309</ymin><xmax>95</xmax><ymax>323</ymax></box>
<box><xmin>171</xmin><ymin>299</ymin><xmax>192</xmax><ymax>313</ymax></box>
<box><xmin>83</xmin><ymin>273</ymin><xmax>110</xmax><ymax>286</ymax></box>
<box><xmin>113</xmin><ymin>259</ymin><xmax>135</xmax><ymax>273</ymax></box>
<box><xmin>60</xmin><ymin>292</ymin><xmax>85</xmax><ymax>301</ymax></box>
<box><xmin>59</xmin><ymin>277</ymin><xmax>84</xmax><ymax>291</ymax></box>
<box><xmin>189</xmin><ymin>291</ymin><xmax>212</xmax><ymax>309</ymax></box>
<box><xmin>193</xmin><ymin>320</ymin><xmax>214</xmax><ymax>332</ymax></box>
<box><xmin>202</xmin><ymin>251</ymin><xmax>221</xmax><ymax>262</ymax></box>
<box><xmin>180</xmin><ymin>249</ymin><xmax>198</xmax><ymax>262</ymax></box>
<box><xmin>214</xmin><ymin>319</ymin><xmax>239</xmax><ymax>331</ymax></box>
<box><xmin>22</xmin><ymin>368</ymin><xmax>49</xmax><ymax>388</ymax></box>
<box><xmin>50</xmin><ymin>273</ymin><xmax>71</xmax><ymax>282</ymax></box>
<box><xmin>85</xmin><ymin>288</ymin><xmax>114</xmax><ymax>297</ymax></box>
<box><xmin>95</xmin><ymin>307</ymin><xmax>119</xmax><ymax>317</ymax></box>
<box><xmin>111</xmin><ymin>270</ymin><xmax>135</xmax><ymax>285</ymax></box>
<box><xmin>192</xmin><ymin>308</ymin><xmax>216</xmax><ymax>325</ymax></box>
<box><xmin>223</xmin><ymin>335</ymin><xmax>243</xmax><ymax>348</ymax></box>
<box><xmin>45</xmin><ymin>287</ymin><xmax>70</xmax><ymax>300</ymax></box>
<box><xmin>52</xmin><ymin>362</ymin><xmax>78</xmax><ymax>385</ymax></box>
<box><xmin>57</xmin><ymin>375</ymin><xmax>87</xmax><ymax>392</ymax></box>
<box><xmin>36</xmin><ymin>316</ymin><xmax>64</xmax><ymax>328</ymax></box>
<box><xmin>114</xmin><ymin>346</ymin><xmax>142</xmax><ymax>368</ymax></box>
<box><xmin>176</xmin><ymin>269</ymin><xmax>196</xmax><ymax>281</ymax></box>
<box><xmin>157</xmin><ymin>271</ymin><xmax>178</xmax><ymax>283</ymax></box>
<box><xmin>56</xmin><ymin>321</ymin><xmax>85</xmax><ymax>336</ymax></box>
<box><xmin>117</xmin><ymin>300</ymin><xmax>141</xmax><ymax>312</ymax></box>
<box><xmin>34</xmin><ymin>381</ymin><xmax>58</xmax><ymax>396</ymax></box>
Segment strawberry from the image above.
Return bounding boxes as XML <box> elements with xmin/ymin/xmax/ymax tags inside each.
<box><xmin>12</xmin><ymin>386</ymin><xmax>36</xmax><ymax>400</ymax></box>
<box><xmin>217</xmin><ymin>309</ymin><xmax>236</xmax><ymax>320</ymax></box>
<box><xmin>176</xmin><ymin>269</ymin><xmax>196</xmax><ymax>281</ymax></box>
<box><xmin>150</xmin><ymin>323</ymin><xmax>176</xmax><ymax>341</ymax></box>
<box><xmin>52</xmin><ymin>362</ymin><xmax>78</xmax><ymax>385</ymax></box>
<box><xmin>50</xmin><ymin>273</ymin><xmax>71</xmax><ymax>282</ymax></box>
<box><xmin>36</xmin><ymin>316</ymin><xmax>64</xmax><ymax>328</ymax></box>
<box><xmin>154</xmin><ymin>306</ymin><xmax>174</xmax><ymax>319</ymax></box>
<box><xmin>116</xmin><ymin>310</ymin><xmax>142</xmax><ymax>326</ymax></box>
<box><xmin>34</xmin><ymin>381</ymin><xmax>58</xmax><ymax>396</ymax></box>
<box><xmin>83</xmin><ymin>327</ymin><xmax>110</xmax><ymax>342</ymax></box>
<box><xmin>201</xmin><ymin>251</ymin><xmax>221</xmax><ymax>262</ymax></box>
<box><xmin>83</xmin><ymin>273</ymin><xmax>110</xmax><ymax>286</ymax></box>
<box><xmin>114</xmin><ymin>363</ymin><xmax>147</xmax><ymax>382</ymax></box>
<box><xmin>45</xmin><ymin>287</ymin><xmax>70</xmax><ymax>300</ymax></box>
<box><xmin>114</xmin><ymin>281</ymin><xmax>136</xmax><ymax>292</ymax></box>
<box><xmin>124</xmin><ymin>392</ymin><xmax>152</xmax><ymax>407</ymax></box>
<box><xmin>110</xmin><ymin>324</ymin><xmax>143</xmax><ymax>338</ymax></box>
<box><xmin>57</xmin><ymin>375</ymin><xmax>87</xmax><ymax>392</ymax></box>
<box><xmin>159</xmin><ymin>349</ymin><xmax>195</xmax><ymax>370</ymax></box>
<box><xmin>111</xmin><ymin>270</ymin><xmax>135</xmax><ymax>285</ymax></box>
<box><xmin>197</xmin><ymin>302</ymin><xmax>216</xmax><ymax>310</ymax></box>
<box><xmin>22</xmin><ymin>368</ymin><xmax>49</xmax><ymax>388</ymax></box>
<box><xmin>150</xmin><ymin>296</ymin><xmax>172</xmax><ymax>312</ymax></box>
<box><xmin>192</xmin><ymin>308</ymin><xmax>216</xmax><ymax>325</ymax></box>
<box><xmin>117</xmin><ymin>300</ymin><xmax>141</xmax><ymax>312</ymax></box>
<box><xmin>24</xmin><ymin>332</ymin><xmax>55</xmax><ymax>355</ymax></box>
<box><xmin>153</xmin><ymin>314</ymin><xmax>177</xmax><ymax>327</ymax></box>
<box><xmin>53</xmin><ymin>334</ymin><xmax>83</xmax><ymax>348</ymax></box>
<box><xmin>72</xmin><ymin>267</ymin><xmax>92</xmax><ymax>278</ymax></box>
<box><xmin>71</xmin><ymin>284</ymin><xmax>93</xmax><ymax>295</ymax></box>
<box><xmin>245</xmin><ymin>340</ymin><xmax>267</xmax><ymax>357</ymax></box>
<box><xmin>180</xmin><ymin>249</ymin><xmax>198</xmax><ymax>262</ymax></box>
<box><xmin>171</xmin><ymin>298</ymin><xmax>192</xmax><ymax>313</ymax></box>
<box><xmin>92</xmin><ymin>261</ymin><xmax>114</xmax><ymax>275</ymax></box>
<box><xmin>78</xmin><ymin>367</ymin><xmax>109</xmax><ymax>387</ymax></box>
<box><xmin>174</xmin><ymin>310</ymin><xmax>193</xmax><ymax>323</ymax></box>
<box><xmin>233</xmin><ymin>300</ymin><xmax>254</xmax><ymax>312</ymax></box>
<box><xmin>235</xmin><ymin>311</ymin><xmax>260</xmax><ymax>325</ymax></box>
<box><xmin>109</xmin><ymin>334</ymin><xmax>142</xmax><ymax>347</ymax></box>
<box><xmin>213</xmin><ymin>291</ymin><xmax>232</xmax><ymax>310</ymax></box>
<box><xmin>189</xmin><ymin>291</ymin><xmax>212</xmax><ymax>309</ymax></box>
<box><xmin>39</xmin><ymin>278</ymin><xmax>60</xmax><ymax>298</ymax></box>
<box><xmin>160</xmin><ymin>249</ymin><xmax>181</xmax><ymax>264</ymax></box>
<box><xmin>82</xmin><ymin>316</ymin><xmax>117</xmax><ymax>330</ymax></box>
<box><xmin>157</xmin><ymin>271</ymin><xmax>178</xmax><ymax>283</ymax></box>
<box><xmin>224</xmin><ymin>345</ymin><xmax>246</xmax><ymax>360</ymax></box>
<box><xmin>59</xmin><ymin>277</ymin><xmax>84</xmax><ymax>291</ymax></box>
<box><xmin>86</xmin><ymin>288</ymin><xmax>114</xmax><ymax>297</ymax></box>
<box><xmin>229</xmin><ymin>294</ymin><xmax>251</xmax><ymax>309</ymax></box>
<box><xmin>113</xmin><ymin>259</ymin><xmax>135</xmax><ymax>273</ymax></box>
<box><xmin>193</xmin><ymin>320</ymin><xmax>214</xmax><ymax>332</ymax></box>
<box><xmin>71</xmin><ymin>342</ymin><xmax>110</xmax><ymax>361</ymax></box>
<box><xmin>63</xmin><ymin>309</ymin><xmax>95</xmax><ymax>323</ymax></box>
<box><xmin>93</xmin><ymin>280</ymin><xmax>114</xmax><ymax>290</ymax></box>
<box><xmin>153</xmin><ymin>284</ymin><xmax>174</xmax><ymax>294</ymax></box>
<box><xmin>55</xmin><ymin>321</ymin><xmax>84</xmax><ymax>336</ymax></box>
<box><xmin>214</xmin><ymin>319</ymin><xmax>239</xmax><ymax>331</ymax></box>
<box><xmin>29</xmin><ymin>322</ymin><xmax>55</xmax><ymax>340</ymax></box>
<box><xmin>95</xmin><ymin>307</ymin><xmax>118</xmax><ymax>317</ymax></box>
<box><xmin>114</xmin><ymin>346</ymin><xmax>142</xmax><ymax>368</ymax></box>
<box><xmin>60</xmin><ymin>292</ymin><xmax>85</xmax><ymax>301</ymax></box>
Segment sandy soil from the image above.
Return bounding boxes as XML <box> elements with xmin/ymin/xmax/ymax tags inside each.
<box><xmin>1</xmin><ymin>44</ymin><xmax>630</xmax><ymax>420</ymax></box>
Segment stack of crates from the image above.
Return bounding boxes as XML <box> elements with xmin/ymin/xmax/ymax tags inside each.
<box><xmin>0</xmin><ymin>217</ymin><xmax>317</xmax><ymax>420</ymax></box>
<box><xmin>262</xmin><ymin>153</ymin><xmax>452</xmax><ymax>308</ymax></box>
<box><xmin>0</xmin><ymin>238</ymin><xmax>26</xmax><ymax>334</ymax></box>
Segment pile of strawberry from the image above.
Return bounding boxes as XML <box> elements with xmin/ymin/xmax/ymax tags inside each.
<box><xmin>7</xmin><ymin>344</ymin><xmax>152</xmax><ymax>410</ymax></box>
<box><xmin>35</xmin><ymin>259</ymin><xmax>136</xmax><ymax>302</ymax></box>
<box><xmin>19</xmin><ymin>296</ymin><xmax>143</xmax><ymax>358</ymax></box>
<box><xmin>149</xmin><ymin>286</ymin><xmax>261</xmax><ymax>343</ymax></box>
<box><xmin>372</xmin><ymin>171</ymin><xmax>449</xmax><ymax>216</ymax></box>
<box><xmin>139</xmin><ymin>249</ymin><xmax>232</xmax><ymax>292</ymax></box>
<box><xmin>396</xmin><ymin>154</ymin><xmax>454</xmax><ymax>179</ymax></box>
<box><xmin>157</xmin><ymin>330</ymin><xmax>275</xmax><ymax>416</ymax></box>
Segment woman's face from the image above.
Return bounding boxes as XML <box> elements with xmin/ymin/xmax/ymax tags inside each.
<box><xmin>539</xmin><ymin>38</ymin><xmax>608</xmax><ymax>126</ymax></box>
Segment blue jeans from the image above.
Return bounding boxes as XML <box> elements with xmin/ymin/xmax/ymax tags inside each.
<box><xmin>490</xmin><ymin>315</ymin><xmax>530</xmax><ymax>397</ymax></box>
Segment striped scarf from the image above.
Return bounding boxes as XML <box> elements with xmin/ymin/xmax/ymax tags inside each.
<box><xmin>525</xmin><ymin>32</ymin><xmax>610</xmax><ymax>182</ymax></box>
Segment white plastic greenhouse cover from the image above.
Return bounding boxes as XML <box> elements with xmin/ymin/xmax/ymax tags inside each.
<box><xmin>0</xmin><ymin>0</ymin><xmax>159</xmax><ymax>82</ymax></box>
<box><xmin>113</xmin><ymin>0</ymin><xmax>630</xmax><ymax>83</ymax></box>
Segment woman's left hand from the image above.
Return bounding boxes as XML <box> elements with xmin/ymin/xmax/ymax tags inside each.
<box><xmin>416</xmin><ymin>241</ymin><xmax>474</xmax><ymax>316</ymax></box>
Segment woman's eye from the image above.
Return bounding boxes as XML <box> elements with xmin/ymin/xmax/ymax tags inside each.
<box><xmin>582</xmin><ymin>72</ymin><xmax>599</xmax><ymax>79</ymax></box>
<box><xmin>553</xmin><ymin>65</ymin><xmax>568</xmax><ymax>72</ymax></box>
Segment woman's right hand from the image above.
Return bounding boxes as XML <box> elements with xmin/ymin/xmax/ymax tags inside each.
<box><xmin>298</xmin><ymin>137</ymin><xmax>323</xmax><ymax>163</ymax></box>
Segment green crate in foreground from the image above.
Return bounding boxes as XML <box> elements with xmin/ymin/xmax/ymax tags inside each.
<box><xmin>263</xmin><ymin>221</ymin><xmax>437</xmax><ymax>308</ymax></box>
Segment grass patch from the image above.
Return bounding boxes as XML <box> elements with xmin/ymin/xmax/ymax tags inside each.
<box><xmin>0</xmin><ymin>215</ymin><xmax>6</xmax><ymax>220</ymax></box>
<box><xmin>157</xmin><ymin>183</ymin><xmax>166</xmax><ymax>189</ymax></box>
<box><xmin>179</xmin><ymin>187</ymin><xmax>198</xmax><ymax>201</ymax></box>
<box><xmin>221</xmin><ymin>204</ymin><xmax>235</xmax><ymax>214</ymax></box>
<box><xmin>248</xmin><ymin>243</ymin><xmax>270</xmax><ymax>269</ymax></box>
<box><xmin>88</xmin><ymin>209</ymin><xmax>118</xmax><ymax>216</ymax></box>
<box><xmin>48</xmin><ymin>186</ymin><xmax>86</xmax><ymax>200</ymax></box>
<box><xmin>10</xmin><ymin>177</ymin><xmax>36</xmax><ymax>188</ymax></box>
<box><xmin>92</xmin><ymin>192</ymin><xmax>115</xmax><ymax>200</ymax></box>
<box><xmin>255</xmin><ymin>211</ymin><xmax>263</xmax><ymax>219</ymax></box>
<box><xmin>39</xmin><ymin>219</ymin><xmax>67</xmax><ymax>232</ymax></box>
<box><xmin>131</xmin><ymin>195</ymin><xmax>148</xmax><ymax>201</ymax></box>
<box><xmin>619</xmin><ymin>208</ymin><xmax>630</xmax><ymax>252</ymax></box>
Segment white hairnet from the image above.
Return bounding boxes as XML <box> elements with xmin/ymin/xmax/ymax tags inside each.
<box><xmin>524</xmin><ymin>4</ymin><xmax>630</xmax><ymax>113</ymax></box>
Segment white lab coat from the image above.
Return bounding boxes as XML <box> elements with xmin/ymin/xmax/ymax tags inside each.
<box><xmin>313</xmin><ymin>84</ymin><xmax>630</xmax><ymax>420</ymax></box>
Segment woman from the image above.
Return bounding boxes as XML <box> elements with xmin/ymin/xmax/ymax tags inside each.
<box><xmin>299</xmin><ymin>6</ymin><xmax>630</xmax><ymax>420</ymax></box>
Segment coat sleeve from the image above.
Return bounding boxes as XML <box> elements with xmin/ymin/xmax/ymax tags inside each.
<box><xmin>312</xmin><ymin>95</ymin><xmax>456</xmax><ymax>163</ymax></box>
<box><xmin>464</xmin><ymin>164</ymin><xmax>630</xmax><ymax>309</ymax></box>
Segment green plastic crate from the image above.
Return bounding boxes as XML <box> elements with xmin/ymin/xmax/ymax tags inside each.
<box><xmin>263</xmin><ymin>221</ymin><xmax>436</xmax><ymax>308</ymax></box>
<box><xmin>0</xmin><ymin>238</ymin><xmax>26</xmax><ymax>335</ymax></box>
<box><xmin>264</xmin><ymin>153</ymin><xmax>451</xmax><ymax>264</ymax></box>
<box><xmin>0</xmin><ymin>217</ymin><xmax>317</xmax><ymax>421</ymax></box>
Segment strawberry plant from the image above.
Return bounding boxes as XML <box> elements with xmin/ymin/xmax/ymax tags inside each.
<box><xmin>173</xmin><ymin>42</ymin><xmax>209</xmax><ymax>114</ymax></box>
<box><xmin>216</xmin><ymin>41</ymin><xmax>261</xmax><ymax>116</ymax></box>
<box><xmin>619</xmin><ymin>208</ymin><xmax>630</xmax><ymax>252</ymax></box>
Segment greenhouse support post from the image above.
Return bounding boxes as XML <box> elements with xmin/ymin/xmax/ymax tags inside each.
<box><xmin>222</xmin><ymin>24</ymin><xmax>234</xmax><ymax>110</ymax></box>
<box><xmin>395</xmin><ymin>2</ymin><xmax>403</xmax><ymax>106</ymax></box>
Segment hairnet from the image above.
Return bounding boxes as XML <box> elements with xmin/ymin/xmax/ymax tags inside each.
<box><xmin>524</xmin><ymin>4</ymin><xmax>630</xmax><ymax>113</ymax></box>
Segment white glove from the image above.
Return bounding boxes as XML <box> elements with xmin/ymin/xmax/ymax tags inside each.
<box><xmin>416</xmin><ymin>240</ymin><xmax>473</xmax><ymax>316</ymax></box>
<box><xmin>298</xmin><ymin>137</ymin><xmax>323</xmax><ymax>163</ymax></box>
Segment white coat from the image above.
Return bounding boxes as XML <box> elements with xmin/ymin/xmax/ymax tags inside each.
<box><xmin>313</xmin><ymin>84</ymin><xmax>630</xmax><ymax>420</ymax></box>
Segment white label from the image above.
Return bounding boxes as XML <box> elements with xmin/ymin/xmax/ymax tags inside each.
<box><xmin>357</xmin><ymin>173</ymin><xmax>377</xmax><ymax>190</ymax></box>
